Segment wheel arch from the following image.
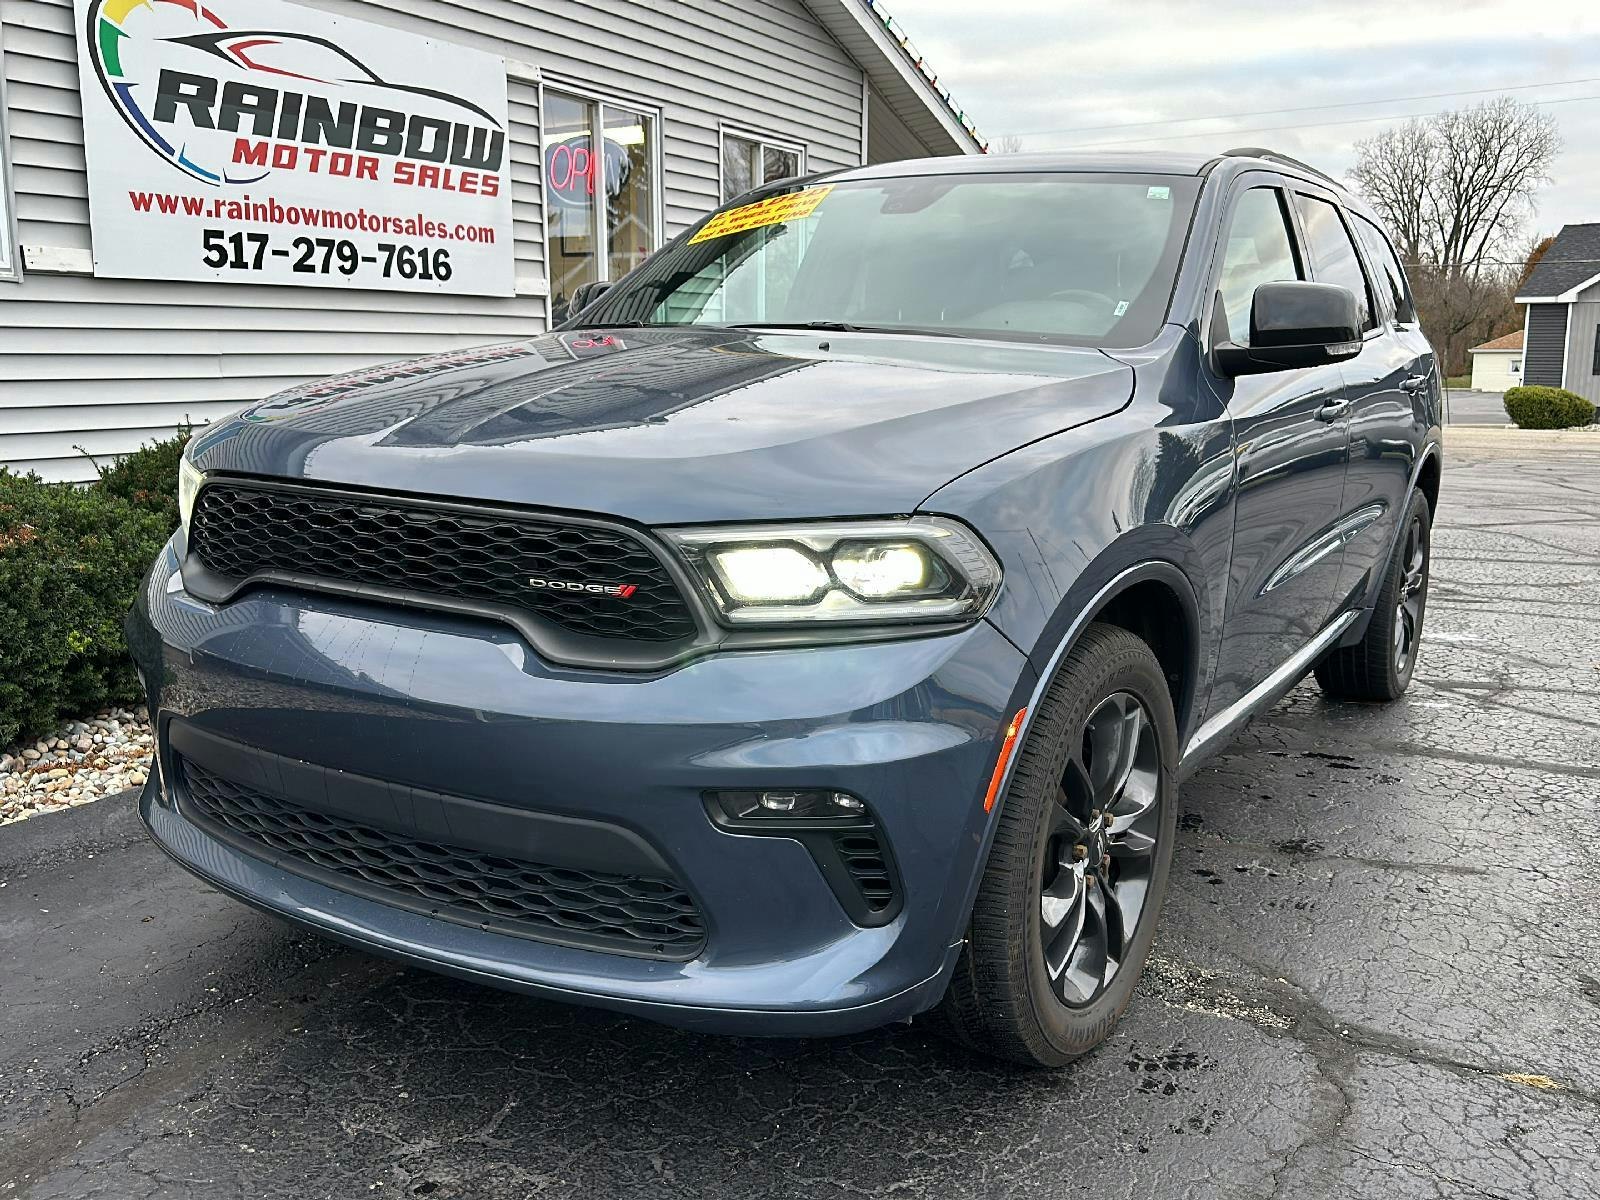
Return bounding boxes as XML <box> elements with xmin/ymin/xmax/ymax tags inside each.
<box><xmin>1014</xmin><ymin>558</ymin><xmax>1204</xmax><ymax>760</ymax></box>
<box><xmin>1414</xmin><ymin>443</ymin><xmax>1442</xmax><ymax>516</ymax></box>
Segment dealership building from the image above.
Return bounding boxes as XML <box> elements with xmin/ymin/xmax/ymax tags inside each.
<box><xmin>0</xmin><ymin>0</ymin><xmax>983</xmax><ymax>481</ymax></box>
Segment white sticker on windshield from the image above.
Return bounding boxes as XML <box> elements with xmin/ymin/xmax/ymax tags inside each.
<box><xmin>1147</xmin><ymin>186</ymin><xmax>1171</xmax><ymax>200</ymax></box>
<box><xmin>1114</xmin><ymin>300</ymin><xmax>1130</xmax><ymax>317</ymax></box>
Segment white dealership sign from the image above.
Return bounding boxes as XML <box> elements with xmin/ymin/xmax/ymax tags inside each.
<box><xmin>74</xmin><ymin>0</ymin><xmax>513</xmax><ymax>295</ymax></box>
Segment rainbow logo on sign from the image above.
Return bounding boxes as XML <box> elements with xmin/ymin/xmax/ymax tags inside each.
<box><xmin>83</xmin><ymin>0</ymin><xmax>505</xmax><ymax>188</ymax></box>
<box><xmin>85</xmin><ymin>0</ymin><xmax>271</xmax><ymax>185</ymax></box>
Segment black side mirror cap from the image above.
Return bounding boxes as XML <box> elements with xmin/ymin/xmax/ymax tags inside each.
<box><xmin>1215</xmin><ymin>281</ymin><xmax>1362</xmax><ymax>377</ymax></box>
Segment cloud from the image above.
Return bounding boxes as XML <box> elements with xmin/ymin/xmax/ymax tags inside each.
<box><xmin>900</xmin><ymin>0</ymin><xmax>1600</xmax><ymax>234</ymax></box>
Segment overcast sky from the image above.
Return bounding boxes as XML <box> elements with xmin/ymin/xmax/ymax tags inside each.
<box><xmin>904</xmin><ymin>0</ymin><xmax>1600</xmax><ymax>246</ymax></box>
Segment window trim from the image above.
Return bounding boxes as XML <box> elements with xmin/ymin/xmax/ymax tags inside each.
<box><xmin>718</xmin><ymin>125</ymin><xmax>807</xmax><ymax>203</ymax></box>
<box><xmin>0</xmin><ymin>13</ymin><xmax>20</xmax><ymax>283</ymax></box>
<box><xmin>536</xmin><ymin>77</ymin><xmax>664</xmax><ymax>304</ymax></box>
<box><xmin>1292</xmin><ymin>188</ymin><xmax>1380</xmax><ymax>336</ymax></box>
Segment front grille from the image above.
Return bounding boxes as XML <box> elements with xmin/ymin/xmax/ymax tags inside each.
<box><xmin>188</xmin><ymin>481</ymin><xmax>697</xmax><ymax>644</ymax></box>
<box><xmin>180</xmin><ymin>761</ymin><xmax>706</xmax><ymax>958</ymax></box>
<box><xmin>833</xmin><ymin>830</ymin><xmax>897</xmax><ymax>914</ymax></box>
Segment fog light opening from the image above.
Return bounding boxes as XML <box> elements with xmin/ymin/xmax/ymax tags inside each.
<box><xmin>713</xmin><ymin>789</ymin><xmax>872</xmax><ymax>824</ymax></box>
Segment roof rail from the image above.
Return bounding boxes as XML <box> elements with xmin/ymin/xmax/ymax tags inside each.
<box><xmin>1222</xmin><ymin>146</ymin><xmax>1343</xmax><ymax>189</ymax></box>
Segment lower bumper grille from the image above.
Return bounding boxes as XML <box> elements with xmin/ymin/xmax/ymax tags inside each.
<box><xmin>178</xmin><ymin>760</ymin><xmax>706</xmax><ymax>959</ymax></box>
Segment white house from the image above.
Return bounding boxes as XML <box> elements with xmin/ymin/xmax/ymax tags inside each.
<box><xmin>1467</xmin><ymin>330</ymin><xmax>1523</xmax><ymax>392</ymax></box>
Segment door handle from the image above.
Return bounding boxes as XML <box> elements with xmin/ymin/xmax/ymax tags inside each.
<box><xmin>1400</xmin><ymin>374</ymin><xmax>1428</xmax><ymax>394</ymax></box>
<box><xmin>1315</xmin><ymin>398</ymin><xmax>1350</xmax><ymax>422</ymax></box>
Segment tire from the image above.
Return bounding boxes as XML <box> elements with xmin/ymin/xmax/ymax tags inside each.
<box><xmin>938</xmin><ymin>622</ymin><xmax>1179</xmax><ymax>1068</ymax></box>
<box><xmin>1315</xmin><ymin>490</ymin><xmax>1432</xmax><ymax>702</ymax></box>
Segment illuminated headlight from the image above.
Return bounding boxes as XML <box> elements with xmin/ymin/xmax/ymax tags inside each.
<box><xmin>664</xmin><ymin>518</ymin><xmax>1001</xmax><ymax>625</ymax></box>
<box><xmin>177</xmin><ymin>456</ymin><xmax>204</xmax><ymax>537</ymax></box>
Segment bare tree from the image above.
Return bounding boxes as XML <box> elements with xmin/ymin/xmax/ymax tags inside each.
<box><xmin>1353</xmin><ymin>97</ymin><xmax>1559</xmax><ymax>373</ymax></box>
<box><xmin>1513</xmin><ymin>233</ymin><xmax>1557</xmax><ymax>297</ymax></box>
<box><xmin>1352</xmin><ymin>96</ymin><xmax>1560</xmax><ymax>280</ymax></box>
<box><xmin>991</xmin><ymin>134</ymin><xmax>1025</xmax><ymax>155</ymax></box>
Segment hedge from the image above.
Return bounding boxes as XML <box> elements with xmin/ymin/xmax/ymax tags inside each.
<box><xmin>1503</xmin><ymin>386</ymin><xmax>1596</xmax><ymax>430</ymax></box>
<box><xmin>0</xmin><ymin>432</ymin><xmax>187</xmax><ymax>749</ymax></box>
<box><xmin>95</xmin><ymin>425</ymin><xmax>190</xmax><ymax>527</ymax></box>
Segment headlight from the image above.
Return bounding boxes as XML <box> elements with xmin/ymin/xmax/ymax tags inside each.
<box><xmin>177</xmin><ymin>456</ymin><xmax>204</xmax><ymax>536</ymax></box>
<box><xmin>664</xmin><ymin>518</ymin><xmax>1001</xmax><ymax>625</ymax></box>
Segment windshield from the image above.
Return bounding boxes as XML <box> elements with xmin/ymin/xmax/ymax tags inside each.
<box><xmin>578</xmin><ymin>172</ymin><xmax>1200</xmax><ymax>346</ymax></box>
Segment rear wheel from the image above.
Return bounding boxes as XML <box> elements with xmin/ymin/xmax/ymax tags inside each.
<box><xmin>938</xmin><ymin>623</ymin><xmax>1178</xmax><ymax>1068</ymax></box>
<box><xmin>1315</xmin><ymin>490</ymin><xmax>1431</xmax><ymax>702</ymax></box>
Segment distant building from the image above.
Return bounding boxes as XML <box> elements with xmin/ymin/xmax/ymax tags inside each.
<box><xmin>1466</xmin><ymin>330</ymin><xmax>1523</xmax><ymax>392</ymax></box>
<box><xmin>1516</xmin><ymin>222</ymin><xmax>1600</xmax><ymax>407</ymax></box>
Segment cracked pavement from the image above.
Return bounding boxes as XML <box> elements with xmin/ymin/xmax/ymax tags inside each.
<box><xmin>4</xmin><ymin>441</ymin><xmax>1598</xmax><ymax>1199</ymax></box>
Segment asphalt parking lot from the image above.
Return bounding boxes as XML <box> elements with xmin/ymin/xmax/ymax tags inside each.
<box><xmin>4</xmin><ymin>438</ymin><xmax>1598</xmax><ymax>1200</ymax></box>
<box><xmin>1444</xmin><ymin>388</ymin><xmax>1509</xmax><ymax>426</ymax></box>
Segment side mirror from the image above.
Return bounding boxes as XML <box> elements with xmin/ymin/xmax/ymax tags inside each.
<box><xmin>1214</xmin><ymin>281</ymin><xmax>1362</xmax><ymax>377</ymax></box>
<box><xmin>568</xmin><ymin>279</ymin><xmax>613</xmax><ymax>316</ymax></box>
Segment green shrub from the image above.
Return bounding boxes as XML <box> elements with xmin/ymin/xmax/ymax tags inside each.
<box><xmin>93</xmin><ymin>427</ymin><xmax>190</xmax><ymax>532</ymax></box>
<box><xmin>1503</xmin><ymin>386</ymin><xmax>1596</xmax><ymax>430</ymax></box>
<box><xmin>0</xmin><ymin>470</ymin><xmax>170</xmax><ymax>749</ymax></box>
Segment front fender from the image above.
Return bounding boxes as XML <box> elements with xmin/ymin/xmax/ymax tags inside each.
<box><xmin>922</xmin><ymin>404</ymin><xmax>1235</xmax><ymax>747</ymax></box>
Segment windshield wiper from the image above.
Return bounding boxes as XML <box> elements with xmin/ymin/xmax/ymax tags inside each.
<box><xmin>729</xmin><ymin>321</ymin><xmax>964</xmax><ymax>338</ymax></box>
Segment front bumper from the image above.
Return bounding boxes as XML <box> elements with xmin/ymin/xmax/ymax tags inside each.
<box><xmin>129</xmin><ymin>539</ymin><xmax>1032</xmax><ymax>1035</ymax></box>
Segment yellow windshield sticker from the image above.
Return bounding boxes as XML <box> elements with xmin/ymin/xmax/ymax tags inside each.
<box><xmin>689</xmin><ymin>185</ymin><xmax>834</xmax><ymax>244</ymax></box>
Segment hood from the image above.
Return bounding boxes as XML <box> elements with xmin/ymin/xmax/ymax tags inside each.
<box><xmin>190</xmin><ymin>327</ymin><xmax>1132</xmax><ymax>524</ymax></box>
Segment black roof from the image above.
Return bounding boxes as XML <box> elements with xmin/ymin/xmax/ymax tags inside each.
<box><xmin>1519</xmin><ymin>223</ymin><xmax>1600</xmax><ymax>299</ymax></box>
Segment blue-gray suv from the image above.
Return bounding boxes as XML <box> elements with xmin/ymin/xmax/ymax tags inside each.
<box><xmin>129</xmin><ymin>148</ymin><xmax>1441</xmax><ymax>1067</ymax></box>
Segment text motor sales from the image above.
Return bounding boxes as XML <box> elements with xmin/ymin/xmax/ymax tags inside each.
<box><xmin>75</xmin><ymin>0</ymin><xmax>514</xmax><ymax>295</ymax></box>
<box><xmin>155</xmin><ymin>71</ymin><xmax>505</xmax><ymax>196</ymax></box>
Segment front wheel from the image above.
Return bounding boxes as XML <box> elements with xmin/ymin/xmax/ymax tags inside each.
<box><xmin>938</xmin><ymin>623</ymin><xmax>1178</xmax><ymax>1068</ymax></box>
<box><xmin>1315</xmin><ymin>490</ymin><xmax>1432</xmax><ymax>702</ymax></box>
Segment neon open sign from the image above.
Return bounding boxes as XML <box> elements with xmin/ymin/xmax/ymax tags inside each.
<box><xmin>544</xmin><ymin>136</ymin><xmax>630</xmax><ymax>211</ymax></box>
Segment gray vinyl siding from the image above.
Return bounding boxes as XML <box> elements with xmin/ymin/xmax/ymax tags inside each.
<box><xmin>1563</xmin><ymin>284</ymin><xmax>1600</xmax><ymax>408</ymax></box>
<box><xmin>0</xmin><ymin>0</ymin><xmax>866</xmax><ymax>481</ymax></box>
<box><xmin>1523</xmin><ymin>304</ymin><xmax>1569</xmax><ymax>390</ymax></box>
<box><xmin>866</xmin><ymin>86</ymin><xmax>927</xmax><ymax>165</ymax></box>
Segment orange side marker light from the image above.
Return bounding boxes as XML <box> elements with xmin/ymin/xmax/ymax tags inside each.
<box><xmin>982</xmin><ymin>708</ymin><xmax>1028</xmax><ymax>812</ymax></box>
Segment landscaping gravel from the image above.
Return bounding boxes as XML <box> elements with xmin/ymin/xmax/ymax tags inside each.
<box><xmin>0</xmin><ymin>708</ymin><xmax>151</xmax><ymax>826</ymax></box>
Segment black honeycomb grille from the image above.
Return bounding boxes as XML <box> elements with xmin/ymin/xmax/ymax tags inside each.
<box><xmin>180</xmin><ymin>761</ymin><xmax>706</xmax><ymax>958</ymax></box>
<box><xmin>188</xmin><ymin>482</ymin><xmax>697</xmax><ymax>644</ymax></box>
<box><xmin>833</xmin><ymin>830</ymin><xmax>896</xmax><ymax>913</ymax></box>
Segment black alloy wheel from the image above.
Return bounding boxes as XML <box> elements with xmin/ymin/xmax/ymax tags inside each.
<box><xmin>1039</xmin><ymin>691</ymin><xmax>1162</xmax><ymax>1007</ymax></box>
<box><xmin>1392</xmin><ymin>512</ymin><xmax>1428</xmax><ymax>675</ymax></box>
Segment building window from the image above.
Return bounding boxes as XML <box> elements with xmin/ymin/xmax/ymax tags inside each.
<box><xmin>721</xmin><ymin>131</ymin><xmax>804</xmax><ymax>202</ymax></box>
<box><xmin>1593</xmin><ymin>327</ymin><xmax>1599</xmax><ymax>375</ymax></box>
<box><xmin>1511</xmin><ymin>359</ymin><xmax>1522</xmax><ymax>374</ymax></box>
<box><xmin>542</xmin><ymin>86</ymin><xmax>659</xmax><ymax>321</ymax></box>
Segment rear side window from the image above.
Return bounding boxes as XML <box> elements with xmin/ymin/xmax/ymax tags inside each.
<box><xmin>1217</xmin><ymin>188</ymin><xmax>1302</xmax><ymax>344</ymax></box>
<box><xmin>1297</xmin><ymin>195</ymin><xmax>1376</xmax><ymax>331</ymax></box>
<box><xmin>1352</xmin><ymin>214</ymin><xmax>1417</xmax><ymax>324</ymax></box>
